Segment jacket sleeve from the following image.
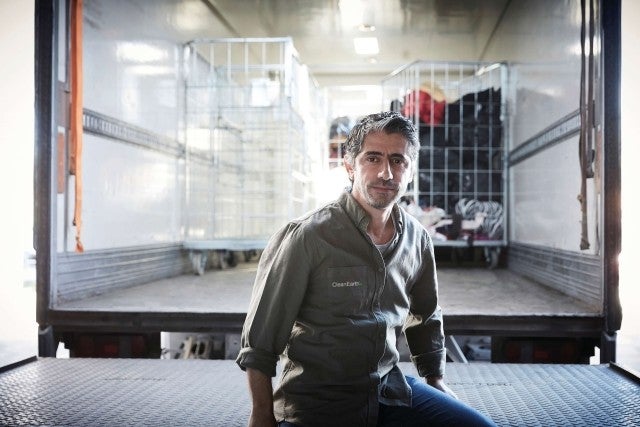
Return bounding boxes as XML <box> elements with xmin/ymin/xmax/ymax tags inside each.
<box><xmin>235</xmin><ymin>222</ymin><xmax>313</xmax><ymax>378</ymax></box>
<box><xmin>404</xmin><ymin>233</ymin><xmax>446</xmax><ymax>378</ymax></box>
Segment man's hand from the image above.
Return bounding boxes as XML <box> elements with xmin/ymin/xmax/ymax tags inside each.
<box><xmin>426</xmin><ymin>375</ymin><xmax>459</xmax><ymax>399</ymax></box>
<box><xmin>247</xmin><ymin>409</ymin><xmax>277</xmax><ymax>427</ymax></box>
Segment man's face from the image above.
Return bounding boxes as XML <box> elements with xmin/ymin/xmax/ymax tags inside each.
<box><xmin>345</xmin><ymin>131</ymin><xmax>414</xmax><ymax>211</ymax></box>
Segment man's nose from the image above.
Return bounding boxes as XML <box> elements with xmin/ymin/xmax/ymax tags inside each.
<box><xmin>378</xmin><ymin>160</ymin><xmax>393</xmax><ymax>180</ymax></box>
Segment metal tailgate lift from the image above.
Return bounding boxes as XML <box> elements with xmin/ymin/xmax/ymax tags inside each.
<box><xmin>0</xmin><ymin>358</ymin><xmax>638</xmax><ymax>426</ymax></box>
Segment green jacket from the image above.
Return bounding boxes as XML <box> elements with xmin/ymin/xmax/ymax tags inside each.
<box><xmin>236</xmin><ymin>191</ymin><xmax>446</xmax><ymax>427</ymax></box>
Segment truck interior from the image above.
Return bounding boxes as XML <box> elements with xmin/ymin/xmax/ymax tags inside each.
<box><xmin>1</xmin><ymin>0</ymin><xmax>637</xmax><ymax>426</ymax></box>
<box><xmin>36</xmin><ymin>0</ymin><xmax>620</xmax><ymax>362</ymax></box>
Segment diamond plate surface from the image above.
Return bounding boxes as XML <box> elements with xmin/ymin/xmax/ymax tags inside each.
<box><xmin>0</xmin><ymin>358</ymin><xmax>251</xmax><ymax>426</ymax></box>
<box><xmin>0</xmin><ymin>359</ymin><xmax>638</xmax><ymax>426</ymax></box>
<box><xmin>440</xmin><ymin>363</ymin><xmax>640</xmax><ymax>427</ymax></box>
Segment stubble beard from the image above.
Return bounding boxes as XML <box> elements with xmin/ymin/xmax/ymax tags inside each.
<box><xmin>363</xmin><ymin>182</ymin><xmax>402</xmax><ymax>210</ymax></box>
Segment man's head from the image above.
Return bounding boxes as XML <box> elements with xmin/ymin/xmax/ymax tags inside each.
<box><xmin>342</xmin><ymin>111</ymin><xmax>419</xmax><ymax>168</ymax></box>
<box><xmin>343</xmin><ymin>112</ymin><xmax>418</xmax><ymax>211</ymax></box>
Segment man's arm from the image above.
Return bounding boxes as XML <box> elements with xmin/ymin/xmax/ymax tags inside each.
<box><xmin>404</xmin><ymin>229</ymin><xmax>449</xmax><ymax>389</ymax></box>
<box><xmin>236</xmin><ymin>223</ymin><xmax>313</xmax><ymax>425</ymax></box>
<box><xmin>246</xmin><ymin>368</ymin><xmax>276</xmax><ymax>427</ymax></box>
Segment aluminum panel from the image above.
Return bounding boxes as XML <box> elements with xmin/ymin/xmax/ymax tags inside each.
<box><xmin>509</xmin><ymin>135</ymin><xmax>598</xmax><ymax>253</ymax></box>
<box><xmin>55</xmin><ymin>244</ymin><xmax>189</xmax><ymax>303</ymax></box>
<box><xmin>76</xmin><ymin>134</ymin><xmax>184</xmax><ymax>250</ymax></box>
<box><xmin>509</xmin><ymin>242</ymin><xmax>602</xmax><ymax>307</ymax></box>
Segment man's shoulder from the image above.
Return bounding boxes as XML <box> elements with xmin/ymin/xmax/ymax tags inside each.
<box><xmin>291</xmin><ymin>199</ymin><xmax>346</xmax><ymax>231</ymax></box>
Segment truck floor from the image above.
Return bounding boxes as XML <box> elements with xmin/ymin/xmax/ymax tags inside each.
<box><xmin>56</xmin><ymin>262</ymin><xmax>599</xmax><ymax>316</ymax></box>
<box><xmin>0</xmin><ymin>358</ymin><xmax>637</xmax><ymax>426</ymax></box>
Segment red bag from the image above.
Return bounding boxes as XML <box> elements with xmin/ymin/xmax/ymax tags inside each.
<box><xmin>402</xmin><ymin>89</ymin><xmax>446</xmax><ymax>125</ymax></box>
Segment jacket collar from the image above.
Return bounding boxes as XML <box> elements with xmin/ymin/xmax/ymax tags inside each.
<box><xmin>339</xmin><ymin>190</ymin><xmax>404</xmax><ymax>235</ymax></box>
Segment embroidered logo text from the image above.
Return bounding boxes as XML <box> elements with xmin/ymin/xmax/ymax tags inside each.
<box><xmin>332</xmin><ymin>281</ymin><xmax>362</xmax><ymax>288</ymax></box>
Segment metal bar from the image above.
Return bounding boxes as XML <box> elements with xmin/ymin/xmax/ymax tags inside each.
<box><xmin>0</xmin><ymin>356</ymin><xmax>37</xmax><ymax>374</ymax></box>
<box><xmin>187</xmin><ymin>37</ymin><xmax>294</xmax><ymax>45</ymax></box>
<box><xmin>199</xmin><ymin>0</ymin><xmax>242</xmax><ymax>38</ymax></box>
<box><xmin>609</xmin><ymin>362</ymin><xmax>640</xmax><ymax>384</ymax></box>
<box><xmin>83</xmin><ymin>109</ymin><xmax>184</xmax><ymax>157</ymax></box>
<box><xmin>508</xmin><ymin>110</ymin><xmax>581</xmax><ymax>166</ymax></box>
<box><xmin>601</xmin><ymin>0</ymin><xmax>623</xmax><ymax>350</ymax></box>
<box><xmin>445</xmin><ymin>336</ymin><xmax>469</xmax><ymax>363</ymax></box>
<box><xmin>34</xmin><ymin>0</ymin><xmax>56</xmax><ymax>335</ymax></box>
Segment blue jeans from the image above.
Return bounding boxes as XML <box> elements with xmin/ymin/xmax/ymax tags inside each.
<box><xmin>377</xmin><ymin>376</ymin><xmax>496</xmax><ymax>426</ymax></box>
<box><xmin>279</xmin><ymin>376</ymin><xmax>496</xmax><ymax>427</ymax></box>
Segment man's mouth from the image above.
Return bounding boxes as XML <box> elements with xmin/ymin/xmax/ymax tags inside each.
<box><xmin>370</xmin><ymin>182</ymin><xmax>398</xmax><ymax>192</ymax></box>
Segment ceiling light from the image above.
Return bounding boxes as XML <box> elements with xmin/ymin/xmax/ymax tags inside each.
<box><xmin>353</xmin><ymin>37</ymin><xmax>379</xmax><ymax>55</ymax></box>
<box><xmin>339</xmin><ymin>0</ymin><xmax>365</xmax><ymax>28</ymax></box>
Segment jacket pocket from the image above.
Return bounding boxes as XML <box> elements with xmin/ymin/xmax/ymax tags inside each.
<box><xmin>325</xmin><ymin>265</ymin><xmax>372</xmax><ymax>314</ymax></box>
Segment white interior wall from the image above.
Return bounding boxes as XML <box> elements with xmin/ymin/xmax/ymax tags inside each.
<box><xmin>80</xmin><ymin>135</ymin><xmax>184</xmax><ymax>248</ymax></box>
<box><xmin>482</xmin><ymin>0</ymin><xmax>583</xmax><ymax>142</ymax></box>
<box><xmin>483</xmin><ymin>0</ymin><xmax>595</xmax><ymax>252</ymax></box>
<box><xmin>78</xmin><ymin>0</ymin><xmax>188</xmax><ymax>249</ymax></box>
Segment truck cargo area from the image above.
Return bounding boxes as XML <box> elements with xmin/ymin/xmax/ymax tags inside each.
<box><xmin>1</xmin><ymin>358</ymin><xmax>638</xmax><ymax>426</ymax></box>
<box><xmin>50</xmin><ymin>259</ymin><xmax>601</xmax><ymax>337</ymax></box>
<box><xmin>53</xmin><ymin>261</ymin><xmax>599</xmax><ymax>319</ymax></box>
<box><xmin>35</xmin><ymin>0</ymin><xmax>622</xmax><ymax>365</ymax></box>
<box><xmin>44</xmin><ymin>255</ymin><xmax>604</xmax><ymax>363</ymax></box>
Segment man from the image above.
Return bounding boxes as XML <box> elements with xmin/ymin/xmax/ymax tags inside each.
<box><xmin>236</xmin><ymin>112</ymin><xmax>495</xmax><ymax>427</ymax></box>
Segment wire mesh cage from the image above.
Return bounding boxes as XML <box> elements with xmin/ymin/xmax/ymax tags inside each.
<box><xmin>382</xmin><ymin>61</ymin><xmax>508</xmax><ymax>249</ymax></box>
<box><xmin>183</xmin><ymin>38</ymin><xmax>322</xmax><ymax>251</ymax></box>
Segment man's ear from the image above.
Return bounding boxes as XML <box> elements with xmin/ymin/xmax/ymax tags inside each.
<box><xmin>344</xmin><ymin>158</ymin><xmax>355</xmax><ymax>181</ymax></box>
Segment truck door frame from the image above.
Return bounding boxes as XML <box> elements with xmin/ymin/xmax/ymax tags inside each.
<box><xmin>601</xmin><ymin>0</ymin><xmax>623</xmax><ymax>362</ymax></box>
<box><xmin>33</xmin><ymin>0</ymin><xmax>623</xmax><ymax>361</ymax></box>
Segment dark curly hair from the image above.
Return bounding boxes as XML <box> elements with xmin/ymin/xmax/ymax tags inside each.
<box><xmin>342</xmin><ymin>111</ymin><xmax>419</xmax><ymax>165</ymax></box>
